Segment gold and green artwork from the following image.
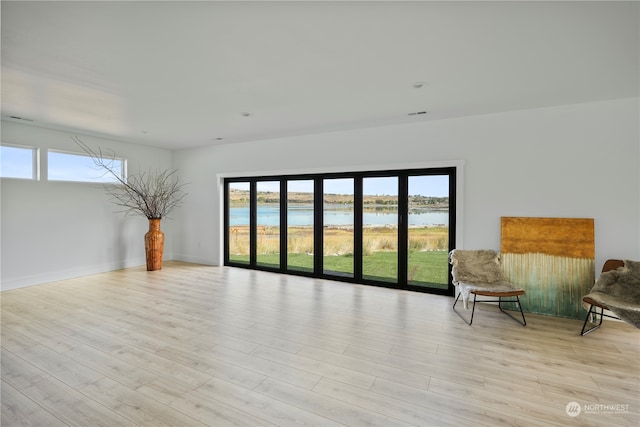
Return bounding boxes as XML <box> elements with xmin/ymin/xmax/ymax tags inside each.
<box><xmin>500</xmin><ymin>217</ymin><xmax>595</xmax><ymax>319</ymax></box>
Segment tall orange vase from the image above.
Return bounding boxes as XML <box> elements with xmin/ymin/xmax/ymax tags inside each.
<box><xmin>145</xmin><ymin>218</ymin><xmax>164</xmax><ymax>271</ymax></box>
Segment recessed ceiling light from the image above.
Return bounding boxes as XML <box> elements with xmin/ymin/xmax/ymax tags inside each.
<box><xmin>240</xmin><ymin>112</ymin><xmax>252</xmax><ymax>117</ymax></box>
<box><xmin>212</xmin><ymin>137</ymin><xmax>223</xmax><ymax>141</ymax></box>
<box><xmin>412</xmin><ymin>82</ymin><xmax>426</xmax><ymax>89</ymax></box>
<box><xmin>8</xmin><ymin>115</ymin><xmax>34</xmax><ymax>122</ymax></box>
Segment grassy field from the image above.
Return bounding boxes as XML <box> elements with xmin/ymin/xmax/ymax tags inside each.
<box><xmin>232</xmin><ymin>251</ymin><xmax>449</xmax><ymax>288</ymax></box>
<box><xmin>229</xmin><ymin>225</ymin><xmax>450</xmax><ymax>288</ymax></box>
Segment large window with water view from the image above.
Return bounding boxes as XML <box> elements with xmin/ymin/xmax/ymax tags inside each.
<box><xmin>225</xmin><ymin>168</ymin><xmax>455</xmax><ymax>295</ymax></box>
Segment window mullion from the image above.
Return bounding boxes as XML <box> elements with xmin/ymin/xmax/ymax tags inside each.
<box><xmin>398</xmin><ymin>175</ymin><xmax>409</xmax><ymax>286</ymax></box>
<box><xmin>280</xmin><ymin>180</ymin><xmax>287</xmax><ymax>271</ymax></box>
<box><xmin>354</xmin><ymin>176</ymin><xmax>363</xmax><ymax>280</ymax></box>
<box><xmin>250</xmin><ymin>181</ymin><xmax>257</xmax><ymax>265</ymax></box>
<box><xmin>313</xmin><ymin>178</ymin><xmax>323</xmax><ymax>276</ymax></box>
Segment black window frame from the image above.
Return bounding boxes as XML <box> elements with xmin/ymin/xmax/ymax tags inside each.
<box><xmin>224</xmin><ymin>167</ymin><xmax>456</xmax><ymax>296</ymax></box>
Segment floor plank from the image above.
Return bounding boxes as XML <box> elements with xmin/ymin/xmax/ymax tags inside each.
<box><xmin>1</xmin><ymin>380</ymin><xmax>66</xmax><ymax>427</ymax></box>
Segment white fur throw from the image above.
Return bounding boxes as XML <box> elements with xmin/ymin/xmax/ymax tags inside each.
<box><xmin>584</xmin><ymin>259</ymin><xmax>640</xmax><ymax>328</ymax></box>
<box><xmin>449</xmin><ymin>249</ymin><xmax>524</xmax><ymax>309</ymax></box>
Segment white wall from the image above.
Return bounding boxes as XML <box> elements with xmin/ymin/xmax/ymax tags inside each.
<box><xmin>3</xmin><ymin>98</ymin><xmax>638</xmax><ymax>290</ymax></box>
<box><xmin>1</xmin><ymin>121</ymin><xmax>174</xmax><ymax>290</ymax></box>
<box><xmin>173</xmin><ymin>98</ymin><xmax>640</xmax><ymax>272</ymax></box>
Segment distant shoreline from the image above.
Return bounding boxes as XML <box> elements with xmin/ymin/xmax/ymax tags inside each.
<box><xmin>228</xmin><ymin>224</ymin><xmax>449</xmax><ymax>230</ymax></box>
<box><xmin>229</xmin><ymin>189</ymin><xmax>449</xmax><ymax>209</ymax></box>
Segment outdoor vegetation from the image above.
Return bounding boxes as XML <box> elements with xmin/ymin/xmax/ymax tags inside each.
<box><xmin>229</xmin><ymin>224</ymin><xmax>449</xmax><ymax>288</ymax></box>
<box><xmin>228</xmin><ymin>185</ymin><xmax>450</xmax><ymax>289</ymax></box>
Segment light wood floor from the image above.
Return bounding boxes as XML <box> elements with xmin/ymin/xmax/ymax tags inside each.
<box><xmin>1</xmin><ymin>262</ymin><xmax>639</xmax><ymax>427</ymax></box>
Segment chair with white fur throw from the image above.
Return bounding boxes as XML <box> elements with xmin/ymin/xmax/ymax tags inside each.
<box><xmin>449</xmin><ymin>249</ymin><xmax>526</xmax><ymax>326</ymax></box>
<box><xmin>580</xmin><ymin>259</ymin><xmax>640</xmax><ymax>336</ymax></box>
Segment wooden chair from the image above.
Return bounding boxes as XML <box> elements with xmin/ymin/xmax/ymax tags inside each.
<box><xmin>450</xmin><ymin>249</ymin><xmax>526</xmax><ymax>326</ymax></box>
<box><xmin>580</xmin><ymin>259</ymin><xmax>625</xmax><ymax>336</ymax></box>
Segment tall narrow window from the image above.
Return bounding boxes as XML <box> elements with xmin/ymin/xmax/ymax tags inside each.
<box><xmin>228</xmin><ymin>181</ymin><xmax>251</xmax><ymax>264</ymax></box>
<box><xmin>362</xmin><ymin>176</ymin><xmax>398</xmax><ymax>283</ymax></box>
<box><xmin>407</xmin><ymin>175</ymin><xmax>450</xmax><ymax>289</ymax></box>
<box><xmin>287</xmin><ymin>179</ymin><xmax>314</xmax><ymax>273</ymax></box>
<box><xmin>256</xmin><ymin>181</ymin><xmax>280</xmax><ymax>269</ymax></box>
<box><xmin>48</xmin><ymin>150</ymin><xmax>124</xmax><ymax>183</ymax></box>
<box><xmin>323</xmin><ymin>178</ymin><xmax>354</xmax><ymax>277</ymax></box>
<box><xmin>1</xmin><ymin>144</ymin><xmax>38</xmax><ymax>180</ymax></box>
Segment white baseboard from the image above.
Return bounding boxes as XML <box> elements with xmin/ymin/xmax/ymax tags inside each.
<box><xmin>172</xmin><ymin>253</ymin><xmax>218</xmax><ymax>266</ymax></box>
<box><xmin>1</xmin><ymin>258</ymin><xmax>146</xmax><ymax>291</ymax></box>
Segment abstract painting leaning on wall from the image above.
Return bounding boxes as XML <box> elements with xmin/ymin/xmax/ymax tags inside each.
<box><xmin>501</xmin><ymin>217</ymin><xmax>595</xmax><ymax>319</ymax></box>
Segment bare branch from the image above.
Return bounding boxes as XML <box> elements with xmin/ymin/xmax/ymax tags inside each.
<box><xmin>73</xmin><ymin>137</ymin><xmax>188</xmax><ymax>219</ymax></box>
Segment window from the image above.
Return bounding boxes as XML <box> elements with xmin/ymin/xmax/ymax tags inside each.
<box><xmin>48</xmin><ymin>150</ymin><xmax>125</xmax><ymax>183</ymax></box>
<box><xmin>256</xmin><ymin>181</ymin><xmax>281</xmax><ymax>268</ymax></box>
<box><xmin>287</xmin><ymin>179</ymin><xmax>315</xmax><ymax>273</ymax></box>
<box><xmin>407</xmin><ymin>175</ymin><xmax>451</xmax><ymax>289</ymax></box>
<box><xmin>323</xmin><ymin>177</ymin><xmax>355</xmax><ymax>277</ymax></box>
<box><xmin>362</xmin><ymin>176</ymin><xmax>398</xmax><ymax>283</ymax></box>
<box><xmin>225</xmin><ymin>167</ymin><xmax>456</xmax><ymax>295</ymax></box>
<box><xmin>0</xmin><ymin>144</ymin><xmax>38</xmax><ymax>180</ymax></box>
<box><xmin>227</xmin><ymin>181</ymin><xmax>251</xmax><ymax>264</ymax></box>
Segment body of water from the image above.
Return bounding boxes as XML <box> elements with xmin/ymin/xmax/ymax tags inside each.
<box><xmin>230</xmin><ymin>205</ymin><xmax>448</xmax><ymax>226</ymax></box>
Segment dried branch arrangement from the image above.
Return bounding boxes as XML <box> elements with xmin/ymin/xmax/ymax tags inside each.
<box><xmin>73</xmin><ymin>136</ymin><xmax>187</xmax><ymax>219</ymax></box>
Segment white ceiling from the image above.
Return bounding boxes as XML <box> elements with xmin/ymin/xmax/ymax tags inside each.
<box><xmin>2</xmin><ymin>1</ymin><xmax>638</xmax><ymax>150</ymax></box>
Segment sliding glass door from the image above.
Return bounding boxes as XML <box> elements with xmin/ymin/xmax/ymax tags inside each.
<box><xmin>225</xmin><ymin>168</ymin><xmax>455</xmax><ymax>295</ymax></box>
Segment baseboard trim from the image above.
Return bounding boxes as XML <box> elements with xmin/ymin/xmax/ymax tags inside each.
<box><xmin>1</xmin><ymin>258</ymin><xmax>147</xmax><ymax>291</ymax></box>
<box><xmin>172</xmin><ymin>253</ymin><xmax>218</xmax><ymax>266</ymax></box>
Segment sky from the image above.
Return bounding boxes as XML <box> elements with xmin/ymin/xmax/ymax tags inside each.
<box><xmin>1</xmin><ymin>145</ymin><xmax>122</xmax><ymax>182</ymax></box>
<box><xmin>0</xmin><ymin>145</ymin><xmax>34</xmax><ymax>179</ymax></box>
<box><xmin>47</xmin><ymin>151</ymin><xmax>122</xmax><ymax>182</ymax></box>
